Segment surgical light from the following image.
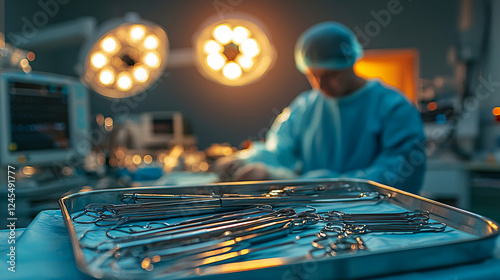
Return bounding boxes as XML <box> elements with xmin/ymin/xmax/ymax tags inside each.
<box><xmin>117</xmin><ymin>73</ymin><xmax>132</xmax><ymax>90</ymax></box>
<box><xmin>133</xmin><ymin>66</ymin><xmax>149</xmax><ymax>82</ymax></box>
<box><xmin>99</xmin><ymin>69</ymin><xmax>115</xmax><ymax>85</ymax></box>
<box><xmin>207</xmin><ymin>53</ymin><xmax>226</xmax><ymax>70</ymax></box>
<box><xmin>101</xmin><ymin>37</ymin><xmax>118</xmax><ymax>53</ymax></box>
<box><xmin>143</xmin><ymin>35</ymin><xmax>159</xmax><ymax>50</ymax></box>
<box><xmin>79</xmin><ymin>14</ymin><xmax>169</xmax><ymax>98</ymax></box>
<box><xmin>194</xmin><ymin>14</ymin><xmax>276</xmax><ymax>86</ymax></box>
<box><xmin>144</xmin><ymin>52</ymin><xmax>160</xmax><ymax>68</ymax></box>
<box><xmin>130</xmin><ymin>25</ymin><xmax>145</xmax><ymax>41</ymax></box>
<box><xmin>213</xmin><ymin>24</ymin><xmax>233</xmax><ymax>44</ymax></box>
<box><xmin>204</xmin><ymin>40</ymin><xmax>221</xmax><ymax>54</ymax></box>
<box><xmin>222</xmin><ymin>62</ymin><xmax>242</xmax><ymax>79</ymax></box>
<box><xmin>91</xmin><ymin>53</ymin><xmax>107</xmax><ymax>68</ymax></box>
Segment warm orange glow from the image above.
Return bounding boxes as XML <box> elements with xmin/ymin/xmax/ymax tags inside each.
<box><xmin>487</xmin><ymin>220</ymin><xmax>499</xmax><ymax>231</ymax></box>
<box><xmin>91</xmin><ymin>53</ymin><xmax>107</xmax><ymax>69</ymax></box>
<box><xmin>204</xmin><ymin>40</ymin><xmax>221</xmax><ymax>54</ymax></box>
<box><xmin>101</xmin><ymin>37</ymin><xmax>118</xmax><ymax>53</ymax></box>
<box><xmin>143</xmin><ymin>154</ymin><xmax>153</xmax><ymax>164</ymax></box>
<box><xmin>20</xmin><ymin>59</ymin><xmax>29</xmax><ymax>68</ymax></box>
<box><xmin>199</xmin><ymin>162</ymin><xmax>209</xmax><ymax>172</ymax></box>
<box><xmin>133</xmin><ymin>154</ymin><xmax>142</xmax><ymax>165</ymax></box>
<box><xmin>222</xmin><ymin>62</ymin><xmax>242</xmax><ymax>79</ymax></box>
<box><xmin>427</xmin><ymin>102</ymin><xmax>437</xmax><ymax>111</ymax></box>
<box><xmin>196</xmin><ymin>247</ymin><xmax>233</xmax><ymax>259</ymax></box>
<box><xmin>144</xmin><ymin>52</ymin><xmax>160</xmax><ymax>68</ymax></box>
<box><xmin>354</xmin><ymin>49</ymin><xmax>418</xmax><ymax>103</ymax></box>
<box><xmin>115</xmin><ymin>149</ymin><xmax>125</xmax><ymax>158</ymax></box>
<box><xmin>202</xmin><ymin>252</ymin><xmax>239</xmax><ymax>265</ymax></box>
<box><xmin>493</xmin><ymin>107</ymin><xmax>500</xmax><ymax>116</ymax></box>
<box><xmin>240</xmin><ymin>38</ymin><xmax>260</xmax><ymax>58</ymax></box>
<box><xmin>232</xmin><ymin>26</ymin><xmax>250</xmax><ymax>44</ymax></box>
<box><xmin>143</xmin><ymin>35</ymin><xmax>159</xmax><ymax>50</ymax></box>
<box><xmin>99</xmin><ymin>69</ymin><xmax>115</xmax><ymax>85</ymax></box>
<box><xmin>213</xmin><ymin>24</ymin><xmax>232</xmax><ymax>44</ymax></box>
<box><xmin>96</xmin><ymin>114</ymin><xmax>105</xmax><ymax>126</ymax></box>
<box><xmin>199</xmin><ymin>258</ymin><xmax>285</xmax><ymax>274</ymax></box>
<box><xmin>104</xmin><ymin>117</ymin><xmax>113</xmax><ymax>127</ymax></box>
<box><xmin>133</xmin><ymin>66</ymin><xmax>149</xmax><ymax>82</ymax></box>
<box><xmin>27</xmin><ymin>52</ymin><xmax>36</xmax><ymax>61</ymax></box>
<box><xmin>125</xmin><ymin>155</ymin><xmax>133</xmax><ymax>166</ymax></box>
<box><xmin>117</xmin><ymin>73</ymin><xmax>133</xmax><ymax>90</ymax></box>
<box><xmin>22</xmin><ymin>166</ymin><xmax>36</xmax><ymax>176</ymax></box>
<box><xmin>141</xmin><ymin>258</ymin><xmax>150</xmax><ymax>268</ymax></box>
<box><xmin>130</xmin><ymin>25</ymin><xmax>145</xmax><ymax>41</ymax></box>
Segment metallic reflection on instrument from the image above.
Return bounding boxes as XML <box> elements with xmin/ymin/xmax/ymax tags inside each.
<box><xmin>69</xmin><ymin>183</ymin><xmax>449</xmax><ymax>276</ymax></box>
<box><xmin>60</xmin><ymin>179</ymin><xmax>497</xmax><ymax>280</ymax></box>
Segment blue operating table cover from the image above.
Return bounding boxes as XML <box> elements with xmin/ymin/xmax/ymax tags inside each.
<box><xmin>1</xmin><ymin>203</ymin><xmax>499</xmax><ymax>279</ymax></box>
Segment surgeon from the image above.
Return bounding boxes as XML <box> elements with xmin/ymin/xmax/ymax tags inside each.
<box><xmin>215</xmin><ymin>22</ymin><xmax>426</xmax><ymax>194</ymax></box>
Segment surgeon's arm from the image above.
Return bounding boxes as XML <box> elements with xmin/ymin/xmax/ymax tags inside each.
<box><xmin>345</xmin><ymin>101</ymin><xmax>426</xmax><ymax>193</ymax></box>
<box><xmin>235</xmin><ymin>103</ymin><xmax>304</xmax><ymax>180</ymax></box>
<box><xmin>303</xmin><ymin>101</ymin><xmax>426</xmax><ymax>194</ymax></box>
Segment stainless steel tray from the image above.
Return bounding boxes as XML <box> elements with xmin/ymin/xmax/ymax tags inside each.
<box><xmin>59</xmin><ymin>178</ymin><xmax>499</xmax><ymax>279</ymax></box>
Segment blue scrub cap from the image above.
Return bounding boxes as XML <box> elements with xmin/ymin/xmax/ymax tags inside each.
<box><xmin>295</xmin><ymin>22</ymin><xmax>363</xmax><ymax>73</ymax></box>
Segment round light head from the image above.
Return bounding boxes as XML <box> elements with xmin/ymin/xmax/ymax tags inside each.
<box><xmin>81</xmin><ymin>19</ymin><xmax>168</xmax><ymax>98</ymax></box>
<box><xmin>194</xmin><ymin>14</ymin><xmax>275</xmax><ymax>86</ymax></box>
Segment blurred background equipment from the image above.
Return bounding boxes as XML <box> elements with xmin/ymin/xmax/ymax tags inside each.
<box><xmin>1</xmin><ymin>0</ymin><xmax>500</xmax><ymax>224</ymax></box>
<box><xmin>116</xmin><ymin>111</ymin><xmax>196</xmax><ymax>149</ymax></box>
<box><xmin>0</xmin><ymin>33</ymin><xmax>33</xmax><ymax>73</ymax></box>
<box><xmin>0</xmin><ymin>70</ymin><xmax>90</xmax><ymax>226</ymax></box>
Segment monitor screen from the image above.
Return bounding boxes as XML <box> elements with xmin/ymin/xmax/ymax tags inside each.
<box><xmin>8</xmin><ymin>81</ymin><xmax>70</xmax><ymax>152</ymax></box>
<box><xmin>152</xmin><ymin>118</ymin><xmax>174</xmax><ymax>135</ymax></box>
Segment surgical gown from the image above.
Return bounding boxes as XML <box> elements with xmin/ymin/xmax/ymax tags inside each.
<box><xmin>238</xmin><ymin>79</ymin><xmax>426</xmax><ymax>194</ymax></box>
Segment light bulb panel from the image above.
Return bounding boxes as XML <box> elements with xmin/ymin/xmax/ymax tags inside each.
<box><xmin>82</xmin><ymin>20</ymin><xmax>168</xmax><ymax>98</ymax></box>
<box><xmin>194</xmin><ymin>14</ymin><xmax>275</xmax><ymax>86</ymax></box>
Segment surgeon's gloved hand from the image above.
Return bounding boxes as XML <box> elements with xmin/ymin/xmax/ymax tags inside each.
<box><xmin>232</xmin><ymin>163</ymin><xmax>271</xmax><ymax>181</ymax></box>
<box><xmin>213</xmin><ymin>156</ymin><xmax>245</xmax><ymax>182</ymax></box>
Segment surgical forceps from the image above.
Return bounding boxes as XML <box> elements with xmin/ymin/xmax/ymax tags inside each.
<box><xmin>121</xmin><ymin>191</ymin><xmax>383</xmax><ymax>206</ymax></box>
<box><xmin>319</xmin><ymin>210</ymin><xmax>430</xmax><ymax>224</ymax></box>
<box><xmin>82</xmin><ymin>207</ymin><xmax>319</xmax><ymax>253</ymax></box>
<box><xmin>322</xmin><ymin>221</ymin><xmax>447</xmax><ymax>235</ymax></box>
<box><xmin>73</xmin><ymin>191</ymin><xmax>381</xmax><ymax>226</ymax></box>
<box><xmin>263</xmin><ymin>183</ymin><xmax>362</xmax><ymax>197</ymax></box>
<box><xmin>72</xmin><ymin>199</ymin><xmax>250</xmax><ymax>226</ymax></box>
<box><xmin>111</xmin><ymin>212</ymin><xmax>320</xmax><ymax>273</ymax></box>
<box><xmin>106</xmin><ymin>205</ymin><xmax>274</xmax><ymax>238</ymax></box>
